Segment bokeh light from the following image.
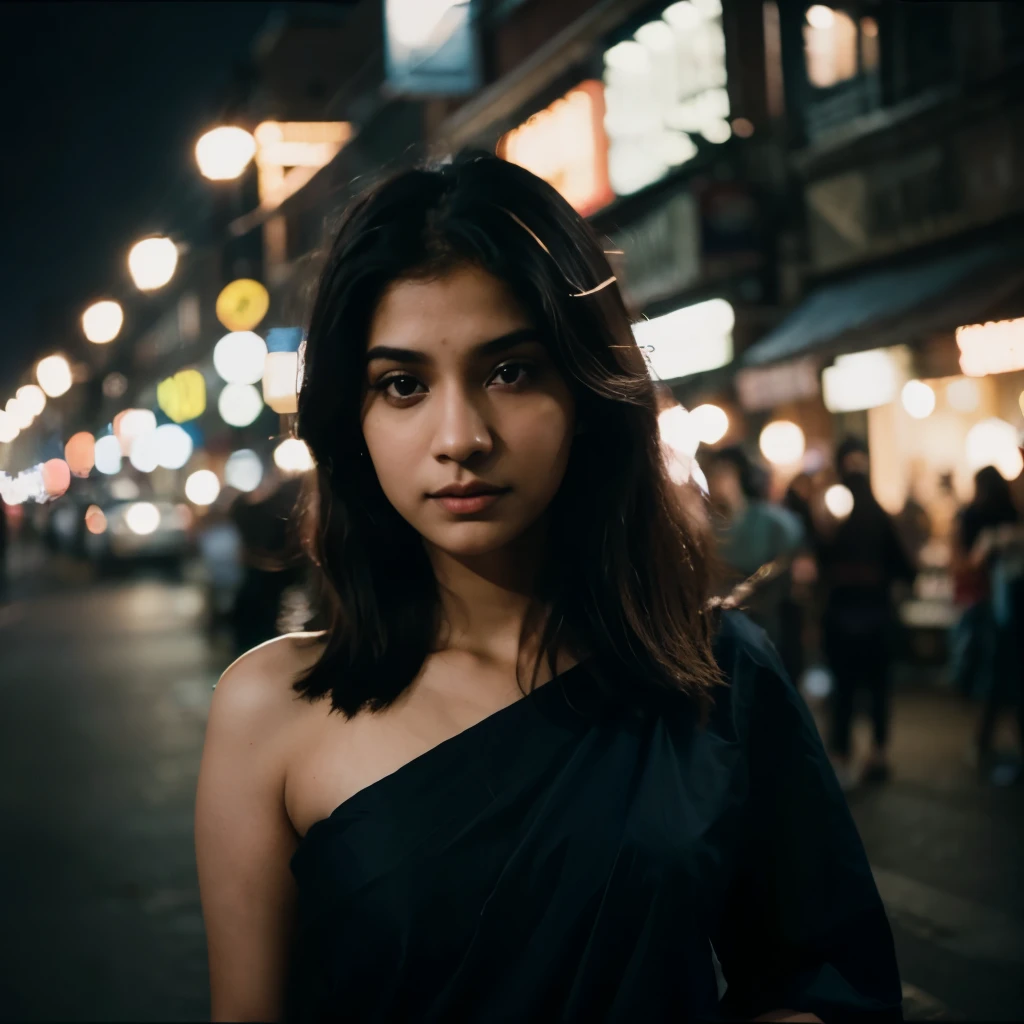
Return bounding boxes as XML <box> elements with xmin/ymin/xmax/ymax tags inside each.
<box><xmin>65</xmin><ymin>432</ymin><xmax>96</xmax><ymax>477</ymax></box>
<box><xmin>225</xmin><ymin>449</ymin><xmax>264</xmax><ymax>492</ymax></box>
<box><xmin>214</xmin><ymin>331</ymin><xmax>268</xmax><ymax>385</ymax></box>
<box><xmin>901</xmin><ymin>380</ymin><xmax>936</xmax><ymax>419</ymax></box>
<box><xmin>824</xmin><ymin>483</ymin><xmax>854</xmax><ymax>519</ymax></box>
<box><xmin>946</xmin><ymin>377</ymin><xmax>980</xmax><ymax>413</ymax></box>
<box><xmin>16</xmin><ymin>384</ymin><xmax>46</xmax><ymax>417</ymax></box>
<box><xmin>689</xmin><ymin>404</ymin><xmax>729</xmax><ymax>445</ymax></box>
<box><xmin>85</xmin><ymin>505</ymin><xmax>108</xmax><ymax>535</ymax></box>
<box><xmin>657</xmin><ymin>405</ymin><xmax>699</xmax><ymax>458</ymax></box>
<box><xmin>109</xmin><ymin>477</ymin><xmax>140</xmax><ymax>501</ymax></box>
<box><xmin>273</xmin><ymin>438</ymin><xmax>315</xmax><ymax>474</ymax></box>
<box><xmin>82</xmin><ymin>300</ymin><xmax>124</xmax><ymax>344</ymax></box>
<box><xmin>125</xmin><ymin>502</ymin><xmax>161</xmax><ymax>535</ymax></box>
<box><xmin>5</xmin><ymin>397</ymin><xmax>33</xmax><ymax>430</ymax></box>
<box><xmin>0</xmin><ymin>410</ymin><xmax>18</xmax><ymax>444</ymax></box>
<box><xmin>965</xmin><ymin>418</ymin><xmax>1024</xmax><ymax>481</ymax></box>
<box><xmin>128</xmin><ymin>237</ymin><xmax>178</xmax><ymax>291</ymax></box>
<box><xmin>154</xmin><ymin>423</ymin><xmax>194</xmax><ymax>470</ymax></box>
<box><xmin>195</xmin><ymin>125</ymin><xmax>257</xmax><ymax>181</ymax></box>
<box><xmin>185</xmin><ymin>469</ymin><xmax>221</xmax><ymax>505</ymax></box>
<box><xmin>759</xmin><ymin>420</ymin><xmax>806</xmax><ymax>466</ymax></box>
<box><xmin>218</xmin><ymin>383</ymin><xmax>264</xmax><ymax>427</ymax></box>
<box><xmin>36</xmin><ymin>355</ymin><xmax>73</xmax><ymax>398</ymax></box>
<box><xmin>216</xmin><ymin>279</ymin><xmax>270</xmax><ymax>332</ymax></box>
<box><xmin>42</xmin><ymin>459</ymin><xmax>71</xmax><ymax>499</ymax></box>
<box><xmin>263</xmin><ymin>351</ymin><xmax>300</xmax><ymax>413</ymax></box>
<box><xmin>114</xmin><ymin>408</ymin><xmax>157</xmax><ymax>456</ymax></box>
<box><xmin>129</xmin><ymin>431</ymin><xmax>160</xmax><ymax>473</ymax></box>
<box><xmin>94</xmin><ymin>435</ymin><xmax>123</xmax><ymax>475</ymax></box>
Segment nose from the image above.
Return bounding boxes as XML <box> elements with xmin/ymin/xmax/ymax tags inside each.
<box><xmin>430</xmin><ymin>383</ymin><xmax>494</xmax><ymax>465</ymax></box>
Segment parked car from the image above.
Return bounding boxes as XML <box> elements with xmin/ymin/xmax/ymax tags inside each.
<box><xmin>84</xmin><ymin>499</ymin><xmax>192</xmax><ymax>575</ymax></box>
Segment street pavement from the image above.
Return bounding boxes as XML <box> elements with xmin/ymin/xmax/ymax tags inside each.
<box><xmin>0</xmin><ymin>551</ymin><xmax>1022</xmax><ymax>1021</ymax></box>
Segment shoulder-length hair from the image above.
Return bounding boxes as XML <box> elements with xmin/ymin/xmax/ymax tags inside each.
<box><xmin>294</xmin><ymin>152</ymin><xmax>721</xmax><ymax>717</ymax></box>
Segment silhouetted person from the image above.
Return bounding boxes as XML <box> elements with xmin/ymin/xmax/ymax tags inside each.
<box><xmin>818</xmin><ymin>438</ymin><xmax>915</xmax><ymax>788</ymax></box>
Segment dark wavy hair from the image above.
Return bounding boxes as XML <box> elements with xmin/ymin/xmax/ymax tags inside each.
<box><xmin>293</xmin><ymin>153</ymin><xmax>722</xmax><ymax>717</ymax></box>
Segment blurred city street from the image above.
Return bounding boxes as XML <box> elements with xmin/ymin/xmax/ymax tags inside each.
<box><xmin>0</xmin><ymin>551</ymin><xmax>1021</xmax><ymax>1021</ymax></box>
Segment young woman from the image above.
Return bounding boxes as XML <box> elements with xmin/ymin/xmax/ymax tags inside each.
<box><xmin>195</xmin><ymin>154</ymin><xmax>902</xmax><ymax>1023</ymax></box>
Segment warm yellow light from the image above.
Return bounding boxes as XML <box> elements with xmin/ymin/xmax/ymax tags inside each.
<box><xmin>824</xmin><ymin>483</ymin><xmax>854</xmax><ymax>519</ymax></box>
<box><xmin>689</xmin><ymin>404</ymin><xmax>729</xmax><ymax>445</ymax></box>
<box><xmin>128</xmin><ymin>237</ymin><xmax>178</xmax><ymax>291</ymax></box>
<box><xmin>759</xmin><ymin>420</ymin><xmax>805</xmax><ymax>466</ymax></box>
<box><xmin>85</xmin><ymin>505</ymin><xmax>108</xmax><ymax>535</ymax></box>
<box><xmin>5</xmin><ymin>397</ymin><xmax>34</xmax><ymax>430</ymax></box>
<box><xmin>36</xmin><ymin>354</ymin><xmax>73</xmax><ymax>398</ymax></box>
<box><xmin>273</xmin><ymin>438</ymin><xmax>315</xmax><ymax>474</ymax></box>
<box><xmin>901</xmin><ymin>380</ymin><xmax>935</xmax><ymax>419</ymax></box>
<box><xmin>946</xmin><ymin>377</ymin><xmax>980</xmax><ymax>412</ymax></box>
<box><xmin>215</xmin><ymin>279</ymin><xmax>270</xmax><ymax>332</ymax></box>
<box><xmin>157</xmin><ymin>369</ymin><xmax>206</xmax><ymax>424</ymax></box>
<box><xmin>185</xmin><ymin>470</ymin><xmax>221</xmax><ymax>506</ymax></box>
<box><xmin>16</xmin><ymin>385</ymin><xmax>46</xmax><ymax>417</ymax></box>
<box><xmin>658</xmin><ymin>405</ymin><xmax>699</xmax><ymax>459</ymax></box>
<box><xmin>195</xmin><ymin>126</ymin><xmax>257</xmax><ymax>181</ymax></box>
<box><xmin>82</xmin><ymin>300</ymin><xmax>124</xmax><ymax>344</ymax></box>
<box><xmin>965</xmin><ymin>418</ymin><xmax>1024</xmax><ymax>481</ymax></box>
<box><xmin>263</xmin><ymin>351</ymin><xmax>299</xmax><ymax>414</ymax></box>
<box><xmin>956</xmin><ymin>317</ymin><xmax>1024</xmax><ymax>377</ymax></box>
<box><xmin>125</xmin><ymin>502</ymin><xmax>161</xmax><ymax>535</ymax></box>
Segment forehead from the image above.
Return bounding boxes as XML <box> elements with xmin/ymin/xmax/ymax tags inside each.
<box><xmin>369</xmin><ymin>265</ymin><xmax>531</xmax><ymax>351</ymax></box>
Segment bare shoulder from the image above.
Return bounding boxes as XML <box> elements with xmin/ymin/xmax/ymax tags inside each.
<box><xmin>212</xmin><ymin>631</ymin><xmax>327</xmax><ymax>730</ymax></box>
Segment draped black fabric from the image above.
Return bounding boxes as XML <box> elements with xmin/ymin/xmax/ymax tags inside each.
<box><xmin>287</xmin><ymin>612</ymin><xmax>903</xmax><ymax>1023</ymax></box>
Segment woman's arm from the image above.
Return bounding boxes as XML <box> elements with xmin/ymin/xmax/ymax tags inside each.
<box><xmin>195</xmin><ymin>648</ymin><xmax>301</xmax><ymax>1022</ymax></box>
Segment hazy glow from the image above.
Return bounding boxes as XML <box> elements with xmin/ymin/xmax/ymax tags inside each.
<box><xmin>5</xmin><ymin>397</ymin><xmax>33</xmax><ymax>430</ymax></box>
<box><xmin>94</xmin><ymin>435</ymin><xmax>123</xmax><ymax>475</ymax></box>
<box><xmin>218</xmin><ymin>383</ymin><xmax>264</xmax><ymax>427</ymax></box>
<box><xmin>0</xmin><ymin>410</ymin><xmax>18</xmax><ymax>444</ymax></box>
<box><xmin>806</xmin><ymin>4</ymin><xmax>835</xmax><ymax>29</ymax></box>
<box><xmin>273</xmin><ymin>438</ymin><xmax>315</xmax><ymax>474</ymax></box>
<box><xmin>658</xmin><ymin>405</ymin><xmax>700</xmax><ymax>459</ymax></box>
<box><xmin>85</xmin><ymin>505</ymin><xmax>108</xmax><ymax>535</ymax></box>
<box><xmin>82</xmin><ymin>300</ymin><xmax>124</xmax><ymax>344</ymax></box>
<box><xmin>103</xmin><ymin>372</ymin><xmax>129</xmax><ymax>399</ymax></box>
<box><xmin>759</xmin><ymin>420</ymin><xmax>806</xmax><ymax>466</ymax></box>
<box><xmin>128</xmin><ymin>237</ymin><xmax>178</xmax><ymax>291</ymax></box>
<box><xmin>633</xmin><ymin>299</ymin><xmax>735</xmax><ymax>381</ymax></box>
<box><xmin>689</xmin><ymin>404</ymin><xmax>729</xmax><ymax>445</ymax></box>
<box><xmin>42</xmin><ymin>459</ymin><xmax>71</xmax><ymax>499</ymax></box>
<box><xmin>125</xmin><ymin>502</ymin><xmax>161</xmax><ymax>535</ymax></box>
<box><xmin>822</xmin><ymin>348</ymin><xmax>902</xmax><ymax>413</ymax></box>
<box><xmin>901</xmin><ymin>380</ymin><xmax>936</xmax><ymax>419</ymax></box>
<box><xmin>36</xmin><ymin>355</ymin><xmax>73</xmax><ymax>398</ymax></box>
<box><xmin>946</xmin><ymin>377</ymin><xmax>980</xmax><ymax>412</ymax></box>
<box><xmin>214</xmin><ymin>331</ymin><xmax>267</xmax><ymax>385</ymax></box>
<box><xmin>263</xmin><ymin>351</ymin><xmax>299</xmax><ymax>413</ymax></box>
<box><xmin>195</xmin><ymin>126</ymin><xmax>257</xmax><ymax>181</ymax></box>
<box><xmin>185</xmin><ymin>469</ymin><xmax>221</xmax><ymax>506</ymax></box>
<box><xmin>114</xmin><ymin>408</ymin><xmax>157</xmax><ymax>455</ymax></box>
<box><xmin>65</xmin><ymin>432</ymin><xmax>96</xmax><ymax>477</ymax></box>
<box><xmin>154</xmin><ymin>424</ymin><xmax>194</xmax><ymax>470</ymax></box>
<box><xmin>956</xmin><ymin>317</ymin><xmax>1024</xmax><ymax>377</ymax></box>
<box><xmin>965</xmin><ymin>418</ymin><xmax>1024</xmax><ymax>481</ymax></box>
<box><xmin>225</xmin><ymin>449</ymin><xmax>263</xmax><ymax>492</ymax></box>
<box><xmin>16</xmin><ymin>384</ymin><xmax>46</xmax><ymax>417</ymax></box>
<box><xmin>824</xmin><ymin>483</ymin><xmax>854</xmax><ymax>519</ymax></box>
<box><xmin>109</xmin><ymin>477</ymin><xmax>140</xmax><ymax>501</ymax></box>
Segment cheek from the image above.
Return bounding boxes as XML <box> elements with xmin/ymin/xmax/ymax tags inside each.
<box><xmin>502</xmin><ymin>395</ymin><xmax>575</xmax><ymax>482</ymax></box>
<box><xmin>362</xmin><ymin>409</ymin><xmax>423</xmax><ymax>506</ymax></box>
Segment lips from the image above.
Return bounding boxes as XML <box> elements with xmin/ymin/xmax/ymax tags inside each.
<box><xmin>428</xmin><ymin>482</ymin><xmax>510</xmax><ymax>515</ymax></box>
<box><xmin>429</xmin><ymin>483</ymin><xmax>507</xmax><ymax>499</ymax></box>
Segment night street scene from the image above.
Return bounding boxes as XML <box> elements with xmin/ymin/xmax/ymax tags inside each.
<box><xmin>2</xmin><ymin>1</ymin><xmax>1024</xmax><ymax>1022</ymax></box>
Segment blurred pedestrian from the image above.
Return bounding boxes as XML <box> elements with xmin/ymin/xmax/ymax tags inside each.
<box><xmin>817</xmin><ymin>438</ymin><xmax>916</xmax><ymax>789</ymax></box>
<box><xmin>196</xmin><ymin>155</ymin><xmax>901</xmax><ymax>1023</ymax></box>
<box><xmin>227</xmin><ymin>470</ymin><xmax>305</xmax><ymax>656</ymax></box>
<box><xmin>705</xmin><ymin>445</ymin><xmax>805</xmax><ymax>673</ymax></box>
<box><xmin>955</xmin><ymin>466</ymin><xmax>1024</xmax><ymax>781</ymax></box>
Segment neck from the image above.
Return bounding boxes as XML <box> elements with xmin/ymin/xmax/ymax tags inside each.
<box><xmin>426</xmin><ymin>519</ymin><xmax>550</xmax><ymax>671</ymax></box>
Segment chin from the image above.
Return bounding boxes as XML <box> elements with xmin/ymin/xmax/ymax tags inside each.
<box><xmin>422</xmin><ymin>520</ymin><xmax>532</xmax><ymax>559</ymax></box>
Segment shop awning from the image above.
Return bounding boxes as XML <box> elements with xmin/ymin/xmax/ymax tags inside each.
<box><xmin>742</xmin><ymin>240</ymin><xmax>1024</xmax><ymax>367</ymax></box>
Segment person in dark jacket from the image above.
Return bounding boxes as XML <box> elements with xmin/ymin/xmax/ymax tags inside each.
<box><xmin>818</xmin><ymin>438</ymin><xmax>916</xmax><ymax>789</ymax></box>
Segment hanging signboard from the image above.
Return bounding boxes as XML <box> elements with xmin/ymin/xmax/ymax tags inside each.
<box><xmin>385</xmin><ymin>0</ymin><xmax>482</xmax><ymax>96</ymax></box>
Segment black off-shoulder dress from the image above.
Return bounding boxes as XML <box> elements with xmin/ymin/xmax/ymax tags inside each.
<box><xmin>286</xmin><ymin>612</ymin><xmax>903</xmax><ymax>1023</ymax></box>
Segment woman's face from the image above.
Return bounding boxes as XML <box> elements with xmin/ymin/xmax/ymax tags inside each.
<box><xmin>361</xmin><ymin>264</ymin><xmax>576</xmax><ymax>559</ymax></box>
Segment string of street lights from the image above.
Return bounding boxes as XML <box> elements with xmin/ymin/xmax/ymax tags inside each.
<box><xmin>0</xmin><ymin>125</ymin><xmax>315</xmax><ymax>508</ymax></box>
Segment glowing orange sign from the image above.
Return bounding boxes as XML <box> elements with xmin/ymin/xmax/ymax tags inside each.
<box><xmin>957</xmin><ymin>317</ymin><xmax>1024</xmax><ymax>377</ymax></box>
<box><xmin>498</xmin><ymin>80</ymin><xmax>614</xmax><ymax>217</ymax></box>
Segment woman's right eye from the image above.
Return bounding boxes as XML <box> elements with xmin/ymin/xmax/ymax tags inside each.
<box><xmin>377</xmin><ymin>374</ymin><xmax>426</xmax><ymax>400</ymax></box>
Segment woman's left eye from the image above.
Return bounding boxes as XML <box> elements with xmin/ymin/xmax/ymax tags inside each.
<box><xmin>489</xmin><ymin>362</ymin><xmax>532</xmax><ymax>387</ymax></box>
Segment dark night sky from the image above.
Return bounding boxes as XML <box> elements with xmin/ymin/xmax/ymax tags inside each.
<box><xmin>0</xmin><ymin>1</ymin><xmax>283</xmax><ymax>391</ymax></box>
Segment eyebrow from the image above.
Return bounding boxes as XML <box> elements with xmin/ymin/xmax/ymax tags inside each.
<box><xmin>365</xmin><ymin>327</ymin><xmax>542</xmax><ymax>365</ymax></box>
